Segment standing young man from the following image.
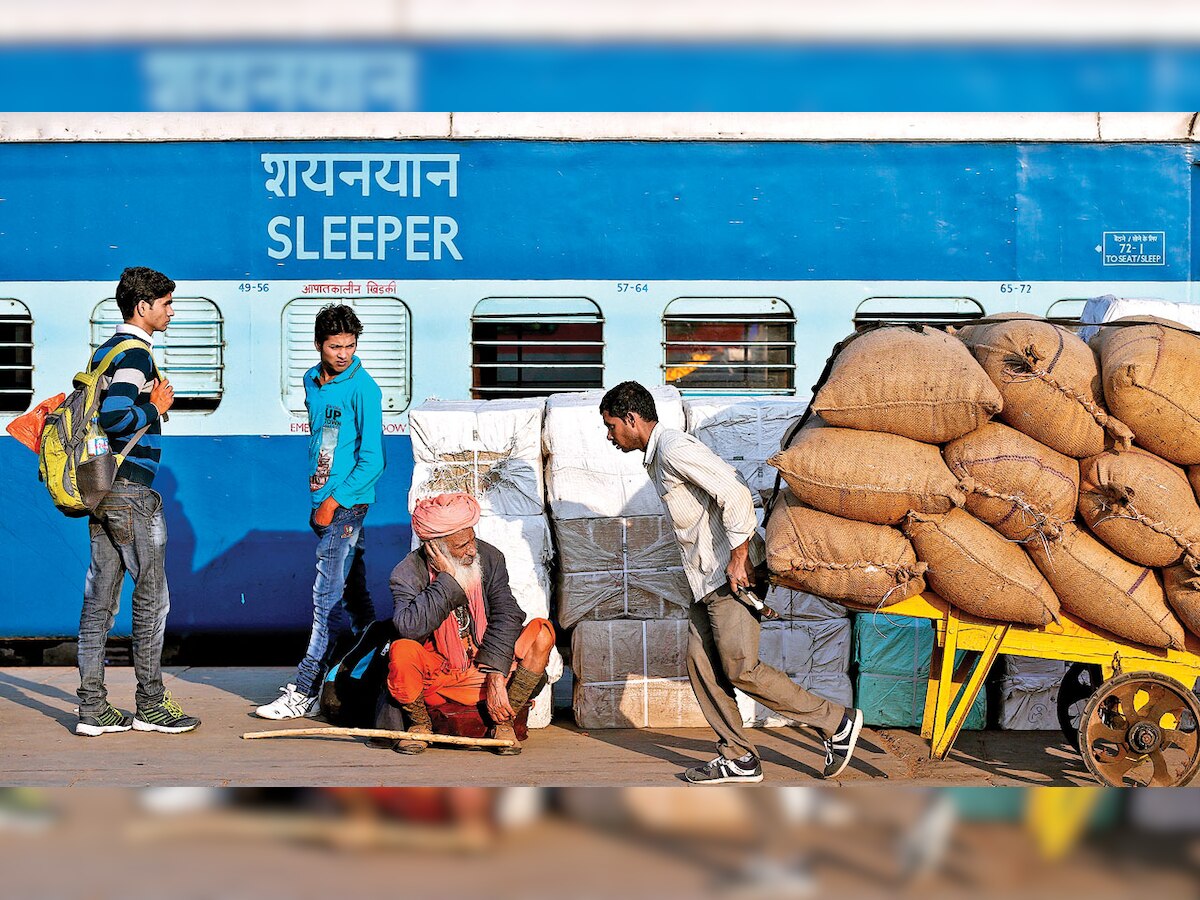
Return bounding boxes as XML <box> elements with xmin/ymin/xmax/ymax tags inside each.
<box><xmin>256</xmin><ymin>304</ymin><xmax>385</xmax><ymax>719</ymax></box>
<box><xmin>600</xmin><ymin>381</ymin><xmax>863</xmax><ymax>783</ymax></box>
<box><xmin>76</xmin><ymin>265</ymin><xmax>201</xmax><ymax>736</ymax></box>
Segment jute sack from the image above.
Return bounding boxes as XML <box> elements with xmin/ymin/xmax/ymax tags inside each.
<box><xmin>1027</xmin><ymin>523</ymin><xmax>1185</xmax><ymax>650</ymax></box>
<box><xmin>1079</xmin><ymin>447</ymin><xmax>1200</xmax><ymax>570</ymax></box>
<box><xmin>1191</xmin><ymin>466</ymin><xmax>1200</xmax><ymax>504</ymax></box>
<box><xmin>1163</xmin><ymin>564</ymin><xmax>1200</xmax><ymax>640</ymax></box>
<box><xmin>768</xmin><ymin>426</ymin><xmax>966</xmax><ymax>526</ymax></box>
<box><xmin>1092</xmin><ymin>316</ymin><xmax>1200</xmax><ymax>465</ymax></box>
<box><xmin>902</xmin><ymin>509</ymin><xmax>1060</xmax><ymax>627</ymax></box>
<box><xmin>766</xmin><ymin>491</ymin><xmax>927</xmax><ymax>609</ymax></box>
<box><xmin>942</xmin><ymin>422</ymin><xmax>1079</xmax><ymax>544</ymax></box>
<box><xmin>957</xmin><ymin>313</ymin><xmax>1131</xmax><ymax>458</ymax></box>
<box><xmin>812</xmin><ymin>326</ymin><xmax>1002</xmax><ymax>443</ymax></box>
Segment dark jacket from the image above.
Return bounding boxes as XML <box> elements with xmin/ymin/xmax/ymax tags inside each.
<box><xmin>389</xmin><ymin>539</ymin><xmax>525</xmax><ymax>675</ymax></box>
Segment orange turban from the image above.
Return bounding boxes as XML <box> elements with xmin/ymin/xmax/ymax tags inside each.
<box><xmin>411</xmin><ymin>492</ymin><xmax>481</xmax><ymax>540</ymax></box>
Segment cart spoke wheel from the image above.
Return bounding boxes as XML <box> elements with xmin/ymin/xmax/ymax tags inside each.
<box><xmin>1079</xmin><ymin>672</ymin><xmax>1200</xmax><ymax>787</ymax></box>
<box><xmin>1058</xmin><ymin>663</ymin><xmax>1104</xmax><ymax>753</ymax></box>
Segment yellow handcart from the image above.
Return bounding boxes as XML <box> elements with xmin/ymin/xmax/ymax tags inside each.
<box><xmin>878</xmin><ymin>592</ymin><xmax>1200</xmax><ymax>787</ymax></box>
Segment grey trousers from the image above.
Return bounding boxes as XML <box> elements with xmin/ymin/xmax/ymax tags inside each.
<box><xmin>687</xmin><ymin>583</ymin><xmax>845</xmax><ymax>760</ymax></box>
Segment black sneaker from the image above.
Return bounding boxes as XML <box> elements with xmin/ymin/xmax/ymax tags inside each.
<box><xmin>75</xmin><ymin>702</ymin><xmax>133</xmax><ymax>737</ymax></box>
<box><xmin>684</xmin><ymin>754</ymin><xmax>763</xmax><ymax>785</ymax></box>
<box><xmin>134</xmin><ymin>692</ymin><xmax>201</xmax><ymax>734</ymax></box>
<box><xmin>822</xmin><ymin>708</ymin><xmax>864</xmax><ymax>778</ymax></box>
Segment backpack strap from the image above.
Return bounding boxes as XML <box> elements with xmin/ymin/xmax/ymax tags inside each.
<box><xmin>89</xmin><ymin>338</ymin><xmax>161</xmax><ymax>381</ymax></box>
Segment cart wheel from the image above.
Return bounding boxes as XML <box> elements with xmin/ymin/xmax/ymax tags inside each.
<box><xmin>1057</xmin><ymin>663</ymin><xmax>1103</xmax><ymax>752</ymax></box>
<box><xmin>1078</xmin><ymin>672</ymin><xmax>1200</xmax><ymax>787</ymax></box>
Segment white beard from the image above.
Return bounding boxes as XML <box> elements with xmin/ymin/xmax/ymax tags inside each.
<box><xmin>429</xmin><ymin>539</ymin><xmax>483</xmax><ymax>595</ymax></box>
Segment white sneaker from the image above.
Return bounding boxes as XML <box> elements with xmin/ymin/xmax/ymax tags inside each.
<box><xmin>255</xmin><ymin>684</ymin><xmax>320</xmax><ymax>720</ymax></box>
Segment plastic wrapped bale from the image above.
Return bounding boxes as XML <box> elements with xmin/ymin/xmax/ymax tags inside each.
<box><xmin>998</xmin><ymin>657</ymin><xmax>1069</xmax><ymax>730</ymax></box>
<box><xmin>543</xmin><ymin>386</ymin><xmax>685</xmax><ymax>519</ymax></box>
<box><xmin>1092</xmin><ymin>316</ymin><xmax>1200</xmax><ymax>465</ymax></box>
<box><xmin>1027</xmin><ymin>523</ymin><xmax>1186</xmax><ymax>650</ymax></box>
<box><xmin>571</xmin><ymin>619</ymin><xmax>708</xmax><ymax>729</ymax></box>
<box><xmin>554</xmin><ymin>515</ymin><xmax>690</xmax><ymax>628</ymax></box>
<box><xmin>768</xmin><ymin>426</ymin><xmax>967</xmax><ymax>526</ymax></box>
<box><xmin>1079</xmin><ymin>295</ymin><xmax>1200</xmax><ymax>342</ymax></box>
<box><xmin>764</xmin><ymin>585</ymin><xmax>849</xmax><ymax>620</ymax></box>
<box><xmin>852</xmin><ymin>614</ymin><xmax>987</xmax><ymax>729</ymax></box>
<box><xmin>766</xmin><ymin>492</ymin><xmax>926</xmax><ymax>609</ymax></box>
<box><xmin>812</xmin><ymin>325</ymin><xmax>1002</xmax><ymax>443</ymax></box>
<box><xmin>957</xmin><ymin>313</ymin><xmax>1131</xmax><ymax>458</ymax></box>
<box><xmin>684</xmin><ymin>396</ymin><xmax>809</xmax><ymax>502</ymax></box>
<box><xmin>735</xmin><ymin>617</ymin><xmax>854</xmax><ymax>726</ymax></box>
<box><xmin>1164</xmin><ymin>563</ymin><xmax>1200</xmax><ymax>640</ymax></box>
<box><xmin>409</xmin><ymin>399</ymin><xmax>545</xmax><ymax>516</ymax></box>
<box><xmin>1078</xmin><ymin>447</ymin><xmax>1200</xmax><ymax>570</ymax></box>
<box><xmin>903</xmin><ymin>509</ymin><xmax>1060</xmax><ymax>627</ymax></box>
<box><xmin>472</xmin><ymin>514</ymin><xmax>554</xmax><ymax>620</ymax></box>
<box><xmin>942</xmin><ymin>422</ymin><xmax>1080</xmax><ymax>544</ymax></box>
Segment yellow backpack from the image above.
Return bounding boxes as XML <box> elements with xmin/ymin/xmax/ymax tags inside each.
<box><xmin>37</xmin><ymin>340</ymin><xmax>156</xmax><ymax>517</ymax></box>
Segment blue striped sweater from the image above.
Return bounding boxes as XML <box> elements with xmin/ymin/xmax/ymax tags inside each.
<box><xmin>92</xmin><ymin>329</ymin><xmax>162</xmax><ymax>486</ymax></box>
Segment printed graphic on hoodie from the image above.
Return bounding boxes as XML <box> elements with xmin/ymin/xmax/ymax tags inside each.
<box><xmin>310</xmin><ymin>407</ymin><xmax>341</xmax><ymax>492</ymax></box>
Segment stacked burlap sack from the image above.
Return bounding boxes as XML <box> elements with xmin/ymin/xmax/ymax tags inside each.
<box><xmin>408</xmin><ymin>399</ymin><xmax>563</xmax><ymax>727</ymax></box>
<box><xmin>766</xmin><ymin>316</ymin><xmax>1200</xmax><ymax>652</ymax></box>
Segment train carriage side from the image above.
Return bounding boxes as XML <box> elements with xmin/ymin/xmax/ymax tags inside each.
<box><xmin>0</xmin><ymin>114</ymin><xmax>1196</xmax><ymax>641</ymax></box>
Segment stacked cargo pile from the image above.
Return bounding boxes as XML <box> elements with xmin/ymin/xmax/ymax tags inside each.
<box><xmin>766</xmin><ymin>314</ymin><xmax>1200</xmax><ymax>667</ymax></box>
<box><xmin>545</xmin><ymin>387</ymin><xmax>699</xmax><ymax>728</ymax></box>
<box><xmin>408</xmin><ymin>399</ymin><xmax>563</xmax><ymax>727</ymax></box>
<box><xmin>685</xmin><ymin>396</ymin><xmax>854</xmax><ymax>726</ymax></box>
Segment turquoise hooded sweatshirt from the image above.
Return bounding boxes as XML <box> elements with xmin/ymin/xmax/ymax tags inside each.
<box><xmin>304</xmin><ymin>357</ymin><xmax>386</xmax><ymax>509</ymax></box>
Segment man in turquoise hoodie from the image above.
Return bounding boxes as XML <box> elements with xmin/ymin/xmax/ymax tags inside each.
<box><xmin>256</xmin><ymin>304</ymin><xmax>386</xmax><ymax>719</ymax></box>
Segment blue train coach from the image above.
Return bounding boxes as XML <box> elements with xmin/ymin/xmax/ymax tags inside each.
<box><xmin>1</xmin><ymin>112</ymin><xmax>1197</xmax><ymax>641</ymax></box>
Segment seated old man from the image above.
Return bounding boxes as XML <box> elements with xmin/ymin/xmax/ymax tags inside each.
<box><xmin>372</xmin><ymin>492</ymin><xmax>555</xmax><ymax>755</ymax></box>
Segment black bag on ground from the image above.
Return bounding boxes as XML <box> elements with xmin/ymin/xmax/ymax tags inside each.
<box><xmin>319</xmin><ymin>620</ymin><xmax>395</xmax><ymax>727</ymax></box>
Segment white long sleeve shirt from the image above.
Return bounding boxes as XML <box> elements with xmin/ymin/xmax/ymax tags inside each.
<box><xmin>643</xmin><ymin>424</ymin><xmax>763</xmax><ymax>602</ymax></box>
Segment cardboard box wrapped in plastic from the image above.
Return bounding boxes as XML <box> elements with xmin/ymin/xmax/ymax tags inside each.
<box><xmin>684</xmin><ymin>397</ymin><xmax>809</xmax><ymax>500</ymax></box>
<box><xmin>409</xmin><ymin>399</ymin><xmax>545</xmax><ymax>517</ymax></box>
<box><xmin>543</xmin><ymin>386</ymin><xmax>684</xmax><ymax>520</ymax></box>
<box><xmin>735</xmin><ymin>617</ymin><xmax>853</xmax><ymax>726</ymax></box>
<box><xmin>572</xmin><ymin>619</ymin><xmax>709</xmax><ymax>729</ymax></box>
<box><xmin>554</xmin><ymin>515</ymin><xmax>690</xmax><ymax>628</ymax></box>
<box><xmin>764</xmin><ymin>585</ymin><xmax>848</xmax><ymax>620</ymax></box>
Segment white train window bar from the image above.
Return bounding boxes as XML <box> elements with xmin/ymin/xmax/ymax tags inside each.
<box><xmin>1045</xmin><ymin>298</ymin><xmax>1089</xmax><ymax>332</ymax></box>
<box><xmin>853</xmin><ymin>296</ymin><xmax>984</xmax><ymax>331</ymax></box>
<box><xmin>282</xmin><ymin>296</ymin><xmax>412</xmax><ymax>415</ymax></box>
<box><xmin>91</xmin><ymin>297</ymin><xmax>225</xmax><ymax>413</ymax></box>
<box><xmin>471</xmin><ymin>297</ymin><xmax>605</xmax><ymax>400</ymax></box>
<box><xmin>662</xmin><ymin>297</ymin><xmax>795</xmax><ymax>395</ymax></box>
<box><xmin>0</xmin><ymin>299</ymin><xmax>34</xmax><ymax>414</ymax></box>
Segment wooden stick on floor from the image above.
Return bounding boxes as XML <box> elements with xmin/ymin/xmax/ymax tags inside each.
<box><xmin>241</xmin><ymin>726</ymin><xmax>517</xmax><ymax>748</ymax></box>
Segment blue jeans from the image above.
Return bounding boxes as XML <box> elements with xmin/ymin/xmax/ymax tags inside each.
<box><xmin>294</xmin><ymin>503</ymin><xmax>375</xmax><ymax>696</ymax></box>
<box><xmin>78</xmin><ymin>478</ymin><xmax>170</xmax><ymax>715</ymax></box>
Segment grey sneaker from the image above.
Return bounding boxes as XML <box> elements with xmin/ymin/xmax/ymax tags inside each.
<box><xmin>684</xmin><ymin>754</ymin><xmax>763</xmax><ymax>785</ymax></box>
<box><xmin>75</xmin><ymin>702</ymin><xmax>133</xmax><ymax>736</ymax></box>
<box><xmin>134</xmin><ymin>692</ymin><xmax>201</xmax><ymax>734</ymax></box>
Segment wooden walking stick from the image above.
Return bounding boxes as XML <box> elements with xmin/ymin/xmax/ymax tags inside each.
<box><xmin>242</xmin><ymin>726</ymin><xmax>518</xmax><ymax>749</ymax></box>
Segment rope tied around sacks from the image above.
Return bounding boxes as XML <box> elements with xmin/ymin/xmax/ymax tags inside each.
<box><xmin>782</xmin><ymin>556</ymin><xmax>929</xmax><ymax>580</ymax></box>
<box><xmin>1085</xmin><ymin>488</ymin><xmax>1200</xmax><ymax>574</ymax></box>
<box><xmin>971</xmin><ymin>342</ymin><xmax>1135</xmax><ymax>450</ymax></box>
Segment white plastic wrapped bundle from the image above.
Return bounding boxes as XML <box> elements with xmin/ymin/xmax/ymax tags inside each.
<box><xmin>685</xmin><ymin>397</ymin><xmax>809</xmax><ymax>500</ymax></box>
<box><xmin>571</xmin><ymin>619</ymin><xmax>708</xmax><ymax>729</ymax></box>
<box><xmin>998</xmin><ymin>656</ymin><xmax>1067</xmax><ymax>731</ymax></box>
<box><xmin>736</xmin><ymin>618</ymin><xmax>854</xmax><ymax>726</ymax></box>
<box><xmin>473</xmin><ymin>514</ymin><xmax>553</xmax><ymax>621</ymax></box>
<box><xmin>543</xmin><ymin>386</ymin><xmax>684</xmax><ymax>519</ymax></box>
<box><xmin>1078</xmin><ymin>295</ymin><xmax>1200</xmax><ymax>341</ymax></box>
<box><xmin>554</xmin><ymin>515</ymin><xmax>690</xmax><ymax>628</ymax></box>
<box><xmin>409</xmin><ymin>399</ymin><xmax>545</xmax><ymax>516</ymax></box>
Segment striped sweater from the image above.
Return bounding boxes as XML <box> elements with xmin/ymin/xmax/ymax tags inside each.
<box><xmin>92</xmin><ymin>327</ymin><xmax>162</xmax><ymax>486</ymax></box>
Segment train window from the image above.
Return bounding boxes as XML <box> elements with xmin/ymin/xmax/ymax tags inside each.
<box><xmin>282</xmin><ymin>296</ymin><xmax>412</xmax><ymax>414</ymax></box>
<box><xmin>1045</xmin><ymin>299</ymin><xmax>1089</xmax><ymax>332</ymax></box>
<box><xmin>662</xmin><ymin>297</ymin><xmax>795</xmax><ymax>395</ymax></box>
<box><xmin>90</xmin><ymin>297</ymin><xmax>225</xmax><ymax>413</ymax></box>
<box><xmin>853</xmin><ymin>297</ymin><xmax>984</xmax><ymax>331</ymax></box>
<box><xmin>471</xmin><ymin>297</ymin><xmax>604</xmax><ymax>399</ymax></box>
<box><xmin>0</xmin><ymin>299</ymin><xmax>34</xmax><ymax>414</ymax></box>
